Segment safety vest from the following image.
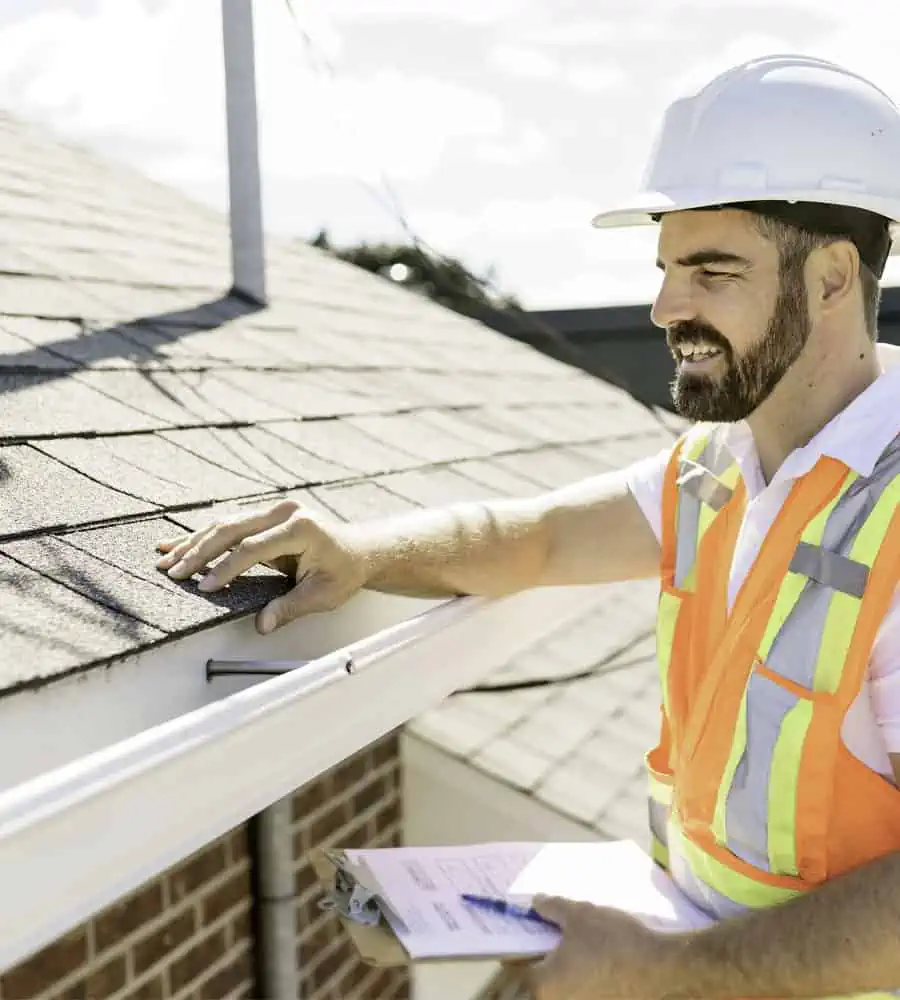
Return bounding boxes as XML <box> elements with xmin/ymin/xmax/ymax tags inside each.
<box><xmin>648</xmin><ymin>422</ymin><xmax>900</xmax><ymax>997</ymax></box>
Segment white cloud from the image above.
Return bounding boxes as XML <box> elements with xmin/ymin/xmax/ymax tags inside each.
<box><xmin>565</xmin><ymin>64</ymin><xmax>625</xmax><ymax>93</ymax></box>
<box><xmin>327</xmin><ymin>0</ymin><xmax>530</xmax><ymax>25</ymax></box>
<box><xmin>516</xmin><ymin>19</ymin><xmax>618</xmax><ymax>46</ymax></box>
<box><xmin>0</xmin><ymin>0</ymin><xmax>506</xmax><ymax>198</ymax></box>
<box><xmin>488</xmin><ymin>43</ymin><xmax>559</xmax><ymax>80</ymax></box>
<box><xmin>475</xmin><ymin>123</ymin><xmax>548</xmax><ymax>165</ymax></box>
<box><xmin>414</xmin><ymin>196</ymin><xmax>600</xmax><ymax>246</ymax></box>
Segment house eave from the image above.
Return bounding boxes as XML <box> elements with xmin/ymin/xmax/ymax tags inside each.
<box><xmin>0</xmin><ymin>584</ymin><xmax>601</xmax><ymax>973</ymax></box>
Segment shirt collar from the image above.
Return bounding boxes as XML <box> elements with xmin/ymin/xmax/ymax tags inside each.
<box><xmin>720</xmin><ymin>365</ymin><xmax>900</xmax><ymax>498</ymax></box>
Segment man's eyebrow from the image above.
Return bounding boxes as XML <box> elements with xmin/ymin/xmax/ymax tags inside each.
<box><xmin>655</xmin><ymin>249</ymin><xmax>753</xmax><ymax>271</ymax></box>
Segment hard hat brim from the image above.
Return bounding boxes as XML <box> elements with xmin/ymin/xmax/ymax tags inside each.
<box><xmin>591</xmin><ymin>187</ymin><xmax>900</xmax><ymax>236</ymax></box>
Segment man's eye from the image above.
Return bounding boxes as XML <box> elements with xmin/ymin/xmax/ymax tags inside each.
<box><xmin>699</xmin><ymin>269</ymin><xmax>733</xmax><ymax>280</ymax></box>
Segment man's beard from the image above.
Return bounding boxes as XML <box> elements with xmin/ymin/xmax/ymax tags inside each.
<box><xmin>668</xmin><ymin>270</ymin><xmax>810</xmax><ymax>423</ymax></box>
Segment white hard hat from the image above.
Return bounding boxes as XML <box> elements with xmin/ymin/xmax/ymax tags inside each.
<box><xmin>592</xmin><ymin>55</ymin><xmax>900</xmax><ymax>235</ymax></box>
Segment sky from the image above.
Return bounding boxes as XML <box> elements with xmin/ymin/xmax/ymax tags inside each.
<box><xmin>0</xmin><ymin>0</ymin><xmax>898</xmax><ymax>308</ymax></box>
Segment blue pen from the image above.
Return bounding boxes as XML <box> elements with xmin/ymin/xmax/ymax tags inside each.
<box><xmin>460</xmin><ymin>894</ymin><xmax>561</xmax><ymax>930</ymax></box>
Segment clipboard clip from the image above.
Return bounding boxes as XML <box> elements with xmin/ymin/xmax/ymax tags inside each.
<box><xmin>317</xmin><ymin>849</ymin><xmax>408</xmax><ymax>932</ymax></box>
<box><xmin>319</xmin><ymin>865</ymin><xmax>383</xmax><ymax>927</ymax></box>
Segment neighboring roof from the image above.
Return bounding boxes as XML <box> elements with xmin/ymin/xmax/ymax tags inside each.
<box><xmin>409</xmin><ymin>578</ymin><xmax>662</xmax><ymax>842</ymax></box>
<box><xmin>0</xmin><ymin>111</ymin><xmax>677</xmax><ymax>695</ymax></box>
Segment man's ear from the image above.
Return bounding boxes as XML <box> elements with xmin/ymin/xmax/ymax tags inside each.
<box><xmin>808</xmin><ymin>240</ymin><xmax>857</xmax><ymax>315</ymax></box>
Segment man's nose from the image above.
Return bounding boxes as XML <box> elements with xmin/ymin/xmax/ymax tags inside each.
<box><xmin>651</xmin><ymin>274</ymin><xmax>695</xmax><ymax>329</ymax></box>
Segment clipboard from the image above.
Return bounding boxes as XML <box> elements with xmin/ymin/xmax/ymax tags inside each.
<box><xmin>310</xmin><ymin>848</ymin><xmax>409</xmax><ymax>967</ymax></box>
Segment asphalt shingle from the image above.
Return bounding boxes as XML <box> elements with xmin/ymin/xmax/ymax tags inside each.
<box><xmin>0</xmin><ymin>371</ymin><xmax>165</xmax><ymax>438</ymax></box>
<box><xmin>58</xmin><ymin>518</ymin><xmax>291</xmax><ymax>619</ymax></box>
<box><xmin>34</xmin><ymin>434</ymin><xmax>270</xmax><ymax>507</ymax></box>
<box><xmin>266</xmin><ymin>419</ymin><xmax>422</xmax><ymax>476</ymax></box>
<box><xmin>0</xmin><ymin>445</ymin><xmax>154</xmax><ymax>537</ymax></box>
<box><xmin>0</xmin><ymin>553</ymin><xmax>164</xmax><ymax>685</ymax></box>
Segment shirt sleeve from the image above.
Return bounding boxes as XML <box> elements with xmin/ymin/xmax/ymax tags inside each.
<box><xmin>869</xmin><ymin>587</ymin><xmax>900</xmax><ymax>756</ymax></box>
<box><xmin>623</xmin><ymin>446</ymin><xmax>673</xmax><ymax>545</ymax></box>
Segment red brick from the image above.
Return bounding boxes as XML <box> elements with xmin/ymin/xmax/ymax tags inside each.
<box><xmin>133</xmin><ymin>909</ymin><xmax>197</xmax><ymax>976</ymax></box>
<box><xmin>352</xmin><ymin>776</ymin><xmax>386</xmax><ymax>814</ymax></box>
<box><xmin>120</xmin><ymin>975</ymin><xmax>165</xmax><ymax>1000</ymax></box>
<box><xmin>232</xmin><ymin>908</ymin><xmax>252</xmax><ymax>944</ymax></box>
<box><xmin>196</xmin><ymin>948</ymin><xmax>254</xmax><ymax>999</ymax></box>
<box><xmin>291</xmin><ymin>776</ymin><xmax>330</xmax><ymax>823</ymax></box>
<box><xmin>55</xmin><ymin>955</ymin><xmax>128</xmax><ymax>999</ymax></box>
<box><xmin>167</xmin><ymin>927</ymin><xmax>227</xmax><ymax>994</ymax></box>
<box><xmin>308</xmin><ymin>937</ymin><xmax>355</xmax><ymax>993</ymax></box>
<box><xmin>376</xmin><ymin>797</ymin><xmax>402</xmax><ymax>832</ymax></box>
<box><xmin>94</xmin><ymin>882</ymin><xmax>165</xmax><ymax>952</ymax></box>
<box><xmin>0</xmin><ymin>929</ymin><xmax>87</xmax><ymax>998</ymax></box>
<box><xmin>309</xmin><ymin>801</ymin><xmax>350</xmax><ymax>845</ymax></box>
<box><xmin>169</xmin><ymin>843</ymin><xmax>228</xmax><ymax>902</ymax></box>
<box><xmin>294</xmin><ymin>859</ymin><xmax>317</xmax><ymax>896</ymax></box>
<box><xmin>331</xmin><ymin>753</ymin><xmax>368</xmax><ymax>792</ymax></box>
<box><xmin>229</xmin><ymin>827</ymin><xmax>250</xmax><ymax>863</ymax></box>
<box><xmin>373</xmin><ymin>734</ymin><xmax>399</xmax><ymax>768</ymax></box>
<box><xmin>201</xmin><ymin>868</ymin><xmax>251</xmax><ymax>925</ymax></box>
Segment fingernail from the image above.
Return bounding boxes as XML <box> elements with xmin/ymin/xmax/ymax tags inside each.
<box><xmin>198</xmin><ymin>575</ymin><xmax>218</xmax><ymax>592</ymax></box>
<box><xmin>258</xmin><ymin>611</ymin><xmax>275</xmax><ymax>634</ymax></box>
<box><xmin>167</xmin><ymin>563</ymin><xmax>186</xmax><ymax>579</ymax></box>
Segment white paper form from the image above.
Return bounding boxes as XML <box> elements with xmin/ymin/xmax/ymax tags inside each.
<box><xmin>346</xmin><ymin>839</ymin><xmax>713</xmax><ymax>961</ymax></box>
<box><xmin>346</xmin><ymin>842</ymin><xmax>559</xmax><ymax>960</ymax></box>
<box><xmin>509</xmin><ymin>840</ymin><xmax>714</xmax><ymax>933</ymax></box>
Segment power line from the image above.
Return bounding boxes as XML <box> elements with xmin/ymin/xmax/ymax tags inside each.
<box><xmin>452</xmin><ymin>629</ymin><xmax>655</xmax><ymax>695</ymax></box>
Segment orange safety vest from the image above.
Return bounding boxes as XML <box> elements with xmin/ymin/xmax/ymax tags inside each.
<box><xmin>648</xmin><ymin>423</ymin><xmax>900</xmax><ymax>997</ymax></box>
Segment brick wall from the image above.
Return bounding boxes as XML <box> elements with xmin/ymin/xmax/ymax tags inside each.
<box><xmin>293</xmin><ymin>732</ymin><xmax>409</xmax><ymax>1000</ymax></box>
<box><xmin>0</xmin><ymin>827</ymin><xmax>253</xmax><ymax>1000</ymax></box>
<box><xmin>0</xmin><ymin>733</ymin><xmax>408</xmax><ymax>1000</ymax></box>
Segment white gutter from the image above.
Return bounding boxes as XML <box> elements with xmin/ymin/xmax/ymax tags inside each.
<box><xmin>0</xmin><ymin>585</ymin><xmax>600</xmax><ymax>973</ymax></box>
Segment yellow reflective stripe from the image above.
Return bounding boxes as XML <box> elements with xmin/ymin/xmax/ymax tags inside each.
<box><xmin>711</xmin><ymin>690</ymin><xmax>748</xmax><ymax>847</ymax></box>
<box><xmin>668</xmin><ymin>823</ymin><xmax>800</xmax><ymax>909</ymax></box>
<box><xmin>680</xmin><ymin>461</ymin><xmax>740</xmax><ymax>592</ymax></box>
<box><xmin>758</xmin><ymin>470</ymin><xmax>858</xmax><ymax>661</ymax></box>
<box><xmin>683</xmin><ymin>427</ymin><xmax>712</xmax><ymax>462</ymax></box>
<box><xmin>767</xmin><ymin>698</ymin><xmax>814</xmax><ymax>875</ymax></box>
<box><xmin>813</xmin><ymin>475</ymin><xmax>900</xmax><ymax>694</ymax></box>
<box><xmin>656</xmin><ymin>590</ymin><xmax>681</xmax><ymax>716</ymax></box>
<box><xmin>651</xmin><ymin>836</ymin><xmax>669</xmax><ymax>870</ymax></box>
<box><xmin>648</xmin><ymin>770</ymin><xmax>673</xmax><ymax>807</ymax></box>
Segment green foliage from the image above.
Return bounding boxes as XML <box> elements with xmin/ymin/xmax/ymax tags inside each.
<box><xmin>309</xmin><ymin>229</ymin><xmax>520</xmax><ymax>320</ymax></box>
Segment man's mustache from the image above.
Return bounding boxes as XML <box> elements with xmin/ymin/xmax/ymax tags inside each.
<box><xmin>666</xmin><ymin>321</ymin><xmax>731</xmax><ymax>355</ymax></box>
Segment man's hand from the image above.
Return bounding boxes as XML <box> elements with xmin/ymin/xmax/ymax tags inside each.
<box><xmin>156</xmin><ymin>499</ymin><xmax>369</xmax><ymax>634</ymax></box>
<box><xmin>528</xmin><ymin>897</ymin><xmax>676</xmax><ymax>1000</ymax></box>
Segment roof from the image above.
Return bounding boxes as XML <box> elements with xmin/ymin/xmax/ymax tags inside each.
<box><xmin>409</xmin><ymin>579</ymin><xmax>662</xmax><ymax>841</ymax></box>
<box><xmin>0</xmin><ymin>111</ymin><xmax>676</xmax><ymax>697</ymax></box>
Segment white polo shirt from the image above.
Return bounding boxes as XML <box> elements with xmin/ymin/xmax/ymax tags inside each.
<box><xmin>626</xmin><ymin>347</ymin><xmax>900</xmax><ymax>779</ymax></box>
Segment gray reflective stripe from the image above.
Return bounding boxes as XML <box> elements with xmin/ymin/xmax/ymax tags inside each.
<box><xmin>667</xmin><ymin>844</ymin><xmax>750</xmax><ymax>920</ymax></box>
<box><xmin>648</xmin><ymin>797</ymin><xmax>669</xmax><ymax>848</ymax></box>
<box><xmin>674</xmin><ymin>482</ymin><xmax>702</xmax><ymax>588</ymax></box>
<box><xmin>724</xmin><ymin>672</ymin><xmax>799</xmax><ymax>874</ymax></box>
<box><xmin>678</xmin><ymin>461</ymin><xmax>734</xmax><ymax>510</ymax></box>
<box><xmin>788</xmin><ymin>541</ymin><xmax>869</xmax><ymax>598</ymax></box>
<box><xmin>673</xmin><ymin>430</ymin><xmax>736</xmax><ymax>588</ymax></box>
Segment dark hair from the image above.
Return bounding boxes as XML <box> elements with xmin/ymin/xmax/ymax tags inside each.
<box><xmin>737</xmin><ymin>202</ymin><xmax>889</xmax><ymax>342</ymax></box>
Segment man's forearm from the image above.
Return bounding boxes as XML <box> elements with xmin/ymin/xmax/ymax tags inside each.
<box><xmin>345</xmin><ymin>498</ymin><xmax>549</xmax><ymax>600</ymax></box>
<box><xmin>661</xmin><ymin>851</ymin><xmax>900</xmax><ymax>997</ymax></box>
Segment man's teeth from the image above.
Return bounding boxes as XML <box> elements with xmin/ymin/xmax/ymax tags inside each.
<box><xmin>679</xmin><ymin>344</ymin><xmax>721</xmax><ymax>359</ymax></box>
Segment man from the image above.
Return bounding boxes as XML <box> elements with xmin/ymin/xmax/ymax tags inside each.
<box><xmin>158</xmin><ymin>55</ymin><xmax>900</xmax><ymax>999</ymax></box>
